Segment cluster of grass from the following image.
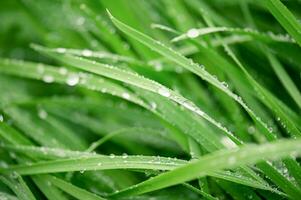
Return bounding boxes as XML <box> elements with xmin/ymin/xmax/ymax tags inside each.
<box><xmin>0</xmin><ymin>0</ymin><xmax>301</xmax><ymax>199</ymax></box>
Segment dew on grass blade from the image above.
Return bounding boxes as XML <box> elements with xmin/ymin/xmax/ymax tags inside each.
<box><xmin>66</xmin><ymin>74</ymin><xmax>79</xmax><ymax>86</ymax></box>
<box><xmin>187</xmin><ymin>28</ymin><xmax>199</xmax><ymax>38</ymax></box>
<box><xmin>42</xmin><ymin>75</ymin><xmax>54</xmax><ymax>83</ymax></box>
<box><xmin>38</xmin><ymin>109</ymin><xmax>48</xmax><ymax>119</ymax></box>
<box><xmin>158</xmin><ymin>88</ymin><xmax>171</xmax><ymax>97</ymax></box>
<box><xmin>82</xmin><ymin>49</ymin><xmax>93</xmax><ymax>57</ymax></box>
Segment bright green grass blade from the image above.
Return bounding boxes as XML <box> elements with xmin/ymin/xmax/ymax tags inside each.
<box><xmin>0</xmin><ymin>155</ymin><xmax>186</xmax><ymax>175</ymax></box>
<box><xmin>266</xmin><ymin>51</ymin><xmax>301</xmax><ymax>109</ymax></box>
<box><xmin>106</xmin><ymin>10</ymin><xmax>279</xmax><ymax>143</ymax></box>
<box><xmin>0</xmin><ymin>192</ymin><xmax>18</xmax><ymax>200</ymax></box>
<box><xmin>31</xmin><ymin>45</ymin><xmax>241</xmax><ymax>145</ymax></box>
<box><xmin>45</xmin><ymin>175</ymin><xmax>105</xmax><ymax>200</ymax></box>
<box><xmin>182</xmin><ymin>183</ymin><xmax>218</xmax><ymax>200</ymax></box>
<box><xmin>110</xmin><ymin>138</ymin><xmax>301</xmax><ymax>197</ymax></box>
<box><xmin>0</xmin><ymin>174</ymin><xmax>36</xmax><ymax>200</ymax></box>
<box><xmin>172</xmin><ymin>26</ymin><xmax>295</xmax><ymax>43</ymax></box>
<box><xmin>0</xmin><ymin>58</ymin><xmax>146</xmax><ymax>107</ymax></box>
<box><xmin>0</xmin><ymin>144</ymin><xmax>283</xmax><ymax>193</ymax></box>
<box><xmin>261</xmin><ymin>0</ymin><xmax>301</xmax><ymax>47</ymax></box>
<box><xmin>31</xmin><ymin>176</ymin><xmax>68</xmax><ymax>200</ymax></box>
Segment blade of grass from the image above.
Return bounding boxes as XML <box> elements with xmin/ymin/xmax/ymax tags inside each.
<box><xmin>109</xmin><ymin>138</ymin><xmax>301</xmax><ymax>197</ymax></box>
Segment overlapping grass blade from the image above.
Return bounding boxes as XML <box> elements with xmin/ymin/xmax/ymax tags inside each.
<box><xmin>110</xmin><ymin>138</ymin><xmax>301</xmax><ymax>197</ymax></box>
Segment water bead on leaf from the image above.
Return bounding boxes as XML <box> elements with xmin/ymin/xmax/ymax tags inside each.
<box><xmin>187</xmin><ymin>28</ymin><xmax>199</xmax><ymax>38</ymax></box>
<box><xmin>82</xmin><ymin>49</ymin><xmax>93</xmax><ymax>57</ymax></box>
<box><xmin>56</xmin><ymin>48</ymin><xmax>66</xmax><ymax>53</ymax></box>
<box><xmin>66</xmin><ymin>74</ymin><xmax>79</xmax><ymax>86</ymax></box>
<box><xmin>122</xmin><ymin>92</ymin><xmax>130</xmax><ymax>99</ymax></box>
<box><xmin>158</xmin><ymin>88</ymin><xmax>171</xmax><ymax>97</ymax></box>
<box><xmin>38</xmin><ymin>109</ymin><xmax>48</xmax><ymax>119</ymax></box>
<box><xmin>42</xmin><ymin>75</ymin><xmax>54</xmax><ymax>83</ymax></box>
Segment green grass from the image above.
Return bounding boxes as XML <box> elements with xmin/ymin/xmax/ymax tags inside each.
<box><xmin>0</xmin><ymin>0</ymin><xmax>301</xmax><ymax>199</ymax></box>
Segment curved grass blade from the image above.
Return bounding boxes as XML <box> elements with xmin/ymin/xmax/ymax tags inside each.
<box><xmin>23</xmin><ymin>49</ymin><xmax>279</xmax><ymax>194</ymax></box>
<box><xmin>45</xmin><ymin>175</ymin><xmax>106</xmax><ymax>200</ymax></box>
<box><xmin>266</xmin><ymin>51</ymin><xmax>301</xmax><ymax>109</ymax></box>
<box><xmin>0</xmin><ymin>58</ymin><xmax>146</xmax><ymax>107</ymax></box>
<box><xmin>0</xmin><ymin>155</ymin><xmax>186</xmax><ymax>175</ymax></box>
<box><xmin>109</xmin><ymin>138</ymin><xmax>301</xmax><ymax>197</ymax></box>
<box><xmin>0</xmin><ymin>192</ymin><xmax>18</xmax><ymax>200</ymax></box>
<box><xmin>106</xmin><ymin>10</ymin><xmax>279</xmax><ymax>142</ymax></box>
<box><xmin>0</xmin><ymin>174</ymin><xmax>36</xmax><ymax>200</ymax></box>
<box><xmin>31</xmin><ymin>44</ymin><xmax>241</xmax><ymax>145</ymax></box>
<box><xmin>0</xmin><ymin>144</ymin><xmax>284</xmax><ymax>193</ymax></box>
<box><xmin>261</xmin><ymin>0</ymin><xmax>301</xmax><ymax>47</ymax></box>
<box><xmin>172</xmin><ymin>27</ymin><xmax>295</xmax><ymax>43</ymax></box>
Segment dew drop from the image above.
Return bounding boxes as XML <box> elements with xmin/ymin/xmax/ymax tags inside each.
<box><xmin>150</xmin><ymin>102</ymin><xmax>157</xmax><ymax>110</ymax></box>
<box><xmin>221</xmin><ymin>82</ymin><xmax>228</xmax><ymax>88</ymax></box>
<box><xmin>122</xmin><ymin>92</ymin><xmax>130</xmax><ymax>99</ymax></box>
<box><xmin>158</xmin><ymin>88</ymin><xmax>171</xmax><ymax>97</ymax></box>
<box><xmin>66</xmin><ymin>74</ymin><xmax>79</xmax><ymax>86</ymax></box>
<box><xmin>221</xmin><ymin>136</ymin><xmax>237</xmax><ymax>149</ymax></box>
<box><xmin>76</xmin><ymin>17</ymin><xmax>85</xmax><ymax>26</ymax></box>
<box><xmin>109</xmin><ymin>154</ymin><xmax>115</xmax><ymax>158</ymax></box>
<box><xmin>154</xmin><ymin>62</ymin><xmax>162</xmax><ymax>71</ymax></box>
<box><xmin>59</xmin><ymin>67</ymin><xmax>68</xmax><ymax>75</ymax></box>
<box><xmin>38</xmin><ymin>109</ymin><xmax>48</xmax><ymax>119</ymax></box>
<box><xmin>82</xmin><ymin>49</ymin><xmax>92</xmax><ymax>57</ymax></box>
<box><xmin>247</xmin><ymin>126</ymin><xmax>255</xmax><ymax>134</ymax></box>
<box><xmin>0</xmin><ymin>114</ymin><xmax>3</xmax><ymax>122</ymax></box>
<box><xmin>122</xmin><ymin>153</ymin><xmax>128</xmax><ymax>159</ymax></box>
<box><xmin>43</xmin><ymin>75</ymin><xmax>54</xmax><ymax>83</ymax></box>
<box><xmin>268</xmin><ymin>127</ymin><xmax>273</xmax><ymax>133</ymax></box>
<box><xmin>56</xmin><ymin>48</ymin><xmax>66</xmax><ymax>53</ymax></box>
<box><xmin>187</xmin><ymin>28</ymin><xmax>199</xmax><ymax>38</ymax></box>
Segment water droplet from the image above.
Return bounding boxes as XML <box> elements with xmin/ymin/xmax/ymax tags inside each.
<box><xmin>221</xmin><ymin>81</ymin><xmax>228</xmax><ymax>88</ymax></box>
<box><xmin>76</xmin><ymin>17</ymin><xmax>85</xmax><ymax>26</ymax></box>
<box><xmin>38</xmin><ymin>109</ymin><xmax>48</xmax><ymax>119</ymax></box>
<box><xmin>221</xmin><ymin>137</ymin><xmax>237</xmax><ymax>149</ymax></box>
<box><xmin>122</xmin><ymin>92</ymin><xmax>130</xmax><ymax>99</ymax></box>
<box><xmin>59</xmin><ymin>67</ymin><xmax>68</xmax><ymax>75</ymax></box>
<box><xmin>247</xmin><ymin>126</ymin><xmax>255</xmax><ymax>134</ymax></box>
<box><xmin>268</xmin><ymin>127</ymin><xmax>273</xmax><ymax>133</ymax></box>
<box><xmin>97</xmin><ymin>162</ymin><xmax>102</xmax><ymax>166</ymax></box>
<box><xmin>56</xmin><ymin>48</ymin><xmax>66</xmax><ymax>53</ymax></box>
<box><xmin>154</xmin><ymin>62</ymin><xmax>162</xmax><ymax>71</ymax></box>
<box><xmin>122</xmin><ymin>153</ymin><xmax>128</xmax><ymax>159</ymax></box>
<box><xmin>150</xmin><ymin>102</ymin><xmax>157</xmax><ymax>110</ymax></box>
<box><xmin>0</xmin><ymin>114</ymin><xmax>3</xmax><ymax>122</ymax></box>
<box><xmin>187</xmin><ymin>28</ymin><xmax>199</xmax><ymax>38</ymax></box>
<box><xmin>109</xmin><ymin>154</ymin><xmax>115</xmax><ymax>158</ymax></box>
<box><xmin>158</xmin><ymin>88</ymin><xmax>171</xmax><ymax>97</ymax></box>
<box><xmin>82</xmin><ymin>49</ymin><xmax>92</xmax><ymax>57</ymax></box>
<box><xmin>66</xmin><ymin>74</ymin><xmax>79</xmax><ymax>86</ymax></box>
<box><xmin>43</xmin><ymin>75</ymin><xmax>54</xmax><ymax>83</ymax></box>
